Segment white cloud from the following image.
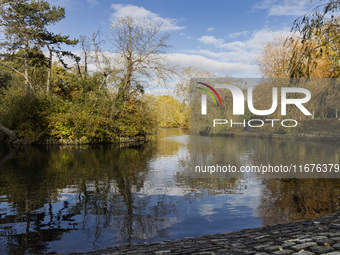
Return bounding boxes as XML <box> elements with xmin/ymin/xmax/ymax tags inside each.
<box><xmin>199</xmin><ymin>27</ymin><xmax>292</xmax><ymax>53</ymax></box>
<box><xmin>207</xmin><ymin>27</ymin><xmax>215</xmax><ymax>32</ymax></box>
<box><xmin>254</xmin><ymin>0</ymin><xmax>311</xmax><ymax>16</ymax></box>
<box><xmin>197</xmin><ymin>49</ymin><xmax>253</xmax><ymax>65</ymax></box>
<box><xmin>166</xmin><ymin>53</ymin><xmax>257</xmax><ymax>77</ymax></box>
<box><xmin>268</xmin><ymin>0</ymin><xmax>309</xmax><ymax>16</ymax></box>
<box><xmin>229</xmin><ymin>30</ymin><xmax>249</xmax><ymax>39</ymax></box>
<box><xmin>198</xmin><ymin>35</ymin><xmax>224</xmax><ymax>47</ymax></box>
<box><xmin>111</xmin><ymin>4</ymin><xmax>185</xmax><ymax>31</ymax></box>
<box><xmin>195</xmin><ymin>27</ymin><xmax>294</xmax><ymax>77</ymax></box>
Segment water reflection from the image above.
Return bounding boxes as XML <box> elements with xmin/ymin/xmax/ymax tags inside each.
<box><xmin>257</xmin><ymin>178</ymin><xmax>340</xmax><ymax>226</ymax></box>
<box><xmin>0</xmin><ymin>130</ymin><xmax>339</xmax><ymax>254</ymax></box>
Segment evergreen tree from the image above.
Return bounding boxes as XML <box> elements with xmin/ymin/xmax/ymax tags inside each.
<box><xmin>40</xmin><ymin>32</ymin><xmax>78</xmax><ymax>94</ymax></box>
<box><xmin>0</xmin><ymin>0</ymin><xmax>73</xmax><ymax>95</ymax></box>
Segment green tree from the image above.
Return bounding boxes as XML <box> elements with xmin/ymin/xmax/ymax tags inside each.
<box><xmin>41</xmin><ymin>32</ymin><xmax>78</xmax><ymax>94</ymax></box>
<box><xmin>0</xmin><ymin>0</ymin><xmax>68</xmax><ymax>96</ymax></box>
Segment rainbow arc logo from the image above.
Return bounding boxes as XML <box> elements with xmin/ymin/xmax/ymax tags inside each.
<box><xmin>196</xmin><ymin>82</ymin><xmax>222</xmax><ymax>106</ymax></box>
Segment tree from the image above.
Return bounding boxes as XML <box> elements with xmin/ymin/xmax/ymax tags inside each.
<box><xmin>0</xmin><ymin>0</ymin><xmax>68</xmax><ymax>96</ymax></box>
<box><xmin>79</xmin><ymin>35</ymin><xmax>90</xmax><ymax>77</ymax></box>
<box><xmin>288</xmin><ymin>0</ymin><xmax>340</xmax><ymax>78</ymax></box>
<box><xmin>291</xmin><ymin>0</ymin><xmax>340</xmax><ymax>41</ymax></box>
<box><xmin>91</xmin><ymin>31</ymin><xmax>115</xmax><ymax>89</ymax></box>
<box><xmin>41</xmin><ymin>32</ymin><xmax>78</xmax><ymax>94</ymax></box>
<box><xmin>0</xmin><ymin>0</ymin><xmax>77</xmax><ymax>140</ymax></box>
<box><xmin>175</xmin><ymin>66</ymin><xmax>216</xmax><ymax>103</ymax></box>
<box><xmin>0</xmin><ymin>122</ymin><xmax>16</xmax><ymax>140</ymax></box>
<box><xmin>111</xmin><ymin>17</ymin><xmax>175</xmax><ymax>103</ymax></box>
<box><xmin>286</xmin><ymin>0</ymin><xmax>340</xmax><ymax>118</ymax></box>
<box><xmin>258</xmin><ymin>36</ymin><xmax>332</xmax><ymax>78</ymax></box>
<box><xmin>258</xmin><ymin>35</ymin><xmax>340</xmax><ymax>119</ymax></box>
<box><xmin>156</xmin><ymin>95</ymin><xmax>183</xmax><ymax>128</ymax></box>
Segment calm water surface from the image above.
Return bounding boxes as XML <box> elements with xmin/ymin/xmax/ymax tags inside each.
<box><xmin>0</xmin><ymin>129</ymin><xmax>339</xmax><ymax>254</ymax></box>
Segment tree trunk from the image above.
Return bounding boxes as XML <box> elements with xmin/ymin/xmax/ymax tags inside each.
<box><xmin>84</xmin><ymin>49</ymin><xmax>87</xmax><ymax>74</ymax></box>
<box><xmin>123</xmin><ymin>59</ymin><xmax>133</xmax><ymax>100</ymax></box>
<box><xmin>46</xmin><ymin>45</ymin><xmax>52</xmax><ymax>94</ymax></box>
<box><xmin>0</xmin><ymin>123</ymin><xmax>17</xmax><ymax>140</ymax></box>
<box><xmin>76</xmin><ymin>60</ymin><xmax>82</xmax><ymax>77</ymax></box>
<box><xmin>124</xmin><ymin>26</ymin><xmax>134</xmax><ymax>100</ymax></box>
<box><xmin>24</xmin><ymin>42</ymin><xmax>30</xmax><ymax>96</ymax></box>
<box><xmin>92</xmin><ymin>33</ymin><xmax>106</xmax><ymax>88</ymax></box>
<box><xmin>335</xmin><ymin>107</ymin><xmax>338</xmax><ymax>119</ymax></box>
<box><xmin>81</xmin><ymin>36</ymin><xmax>88</xmax><ymax>79</ymax></box>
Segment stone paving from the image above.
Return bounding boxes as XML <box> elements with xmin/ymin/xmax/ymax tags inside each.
<box><xmin>77</xmin><ymin>212</ymin><xmax>340</xmax><ymax>255</ymax></box>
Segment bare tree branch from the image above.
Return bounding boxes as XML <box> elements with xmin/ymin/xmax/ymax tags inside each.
<box><xmin>111</xmin><ymin>17</ymin><xmax>176</xmax><ymax>101</ymax></box>
<box><xmin>0</xmin><ymin>61</ymin><xmax>33</xmax><ymax>89</ymax></box>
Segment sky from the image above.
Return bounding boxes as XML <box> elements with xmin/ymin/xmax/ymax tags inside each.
<box><xmin>46</xmin><ymin>0</ymin><xmax>319</xmax><ymax>93</ymax></box>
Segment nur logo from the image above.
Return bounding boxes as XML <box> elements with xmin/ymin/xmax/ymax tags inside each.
<box><xmin>196</xmin><ymin>82</ymin><xmax>312</xmax><ymax>116</ymax></box>
<box><xmin>196</xmin><ymin>82</ymin><xmax>223</xmax><ymax>115</ymax></box>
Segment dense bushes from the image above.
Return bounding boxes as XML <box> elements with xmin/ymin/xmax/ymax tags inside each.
<box><xmin>0</xmin><ymin>87</ymin><xmax>50</xmax><ymax>142</ymax></box>
<box><xmin>0</xmin><ymin>77</ymin><xmax>157</xmax><ymax>143</ymax></box>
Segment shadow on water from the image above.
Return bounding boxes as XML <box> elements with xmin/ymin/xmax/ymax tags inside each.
<box><xmin>0</xmin><ymin>129</ymin><xmax>339</xmax><ymax>254</ymax></box>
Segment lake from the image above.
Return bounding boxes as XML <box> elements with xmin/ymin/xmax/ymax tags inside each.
<box><xmin>0</xmin><ymin>129</ymin><xmax>339</xmax><ymax>254</ymax></box>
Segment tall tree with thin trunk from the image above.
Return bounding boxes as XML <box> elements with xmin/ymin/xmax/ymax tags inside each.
<box><xmin>80</xmin><ymin>35</ymin><xmax>90</xmax><ymax>78</ymax></box>
<box><xmin>41</xmin><ymin>32</ymin><xmax>78</xmax><ymax>94</ymax></box>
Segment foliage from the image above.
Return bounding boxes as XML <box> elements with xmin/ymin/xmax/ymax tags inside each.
<box><xmin>291</xmin><ymin>0</ymin><xmax>340</xmax><ymax>41</ymax></box>
<box><xmin>0</xmin><ymin>0</ymin><xmax>70</xmax><ymax>96</ymax></box>
<box><xmin>0</xmin><ymin>80</ymin><xmax>157</xmax><ymax>142</ymax></box>
<box><xmin>258</xmin><ymin>26</ymin><xmax>340</xmax><ymax>119</ymax></box>
<box><xmin>258</xmin><ymin>36</ymin><xmax>335</xmax><ymax>78</ymax></box>
<box><xmin>0</xmin><ymin>86</ymin><xmax>50</xmax><ymax>142</ymax></box>
<box><xmin>285</xmin><ymin>0</ymin><xmax>340</xmax><ymax>78</ymax></box>
<box><xmin>155</xmin><ymin>95</ymin><xmax>186</xmax><ymax>128</ymax></box>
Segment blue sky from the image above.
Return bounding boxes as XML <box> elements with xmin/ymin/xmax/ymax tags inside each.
<box><xmin>47</xmin><ymin>0</ymin><xmax>318</xmax><ymax>83</ymax></box>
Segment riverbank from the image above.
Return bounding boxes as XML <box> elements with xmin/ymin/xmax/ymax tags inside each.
<box><xmin>7</xmin><ymin>135</ymin><xmax>148</xmax><ymax>145</ymax></box>
<box><xmin>236</xmin><ymin>130</ymin><xmax>340</xmax><ymax>144</ymax></box>
<box><xmin>76</xmin><ymin>212</ymin><xmax>340</xmax><ymax>255</ymax></box>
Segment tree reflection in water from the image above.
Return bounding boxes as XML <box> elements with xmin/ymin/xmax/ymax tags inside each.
<box><xmin>0</xmin><ymin>130</ymin><xmax>339</xmax><ymax>254</ymax></box>
<box><xmin>257</xmin><ymin>178</ymin><xmax>340</xmax><ymax>226</ymax></box>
